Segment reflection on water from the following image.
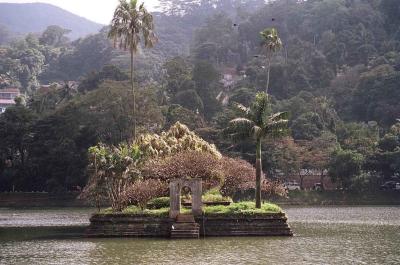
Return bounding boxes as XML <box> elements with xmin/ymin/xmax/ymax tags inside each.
<box><xmin>0</xmin><ymin>206</ymin><xmax>400</xmax><ymax>265</ymax></box>
<box><xmin>0</xmin><ymin>208</ymin><xmax>91</xmax><ymax>227</ymax></box>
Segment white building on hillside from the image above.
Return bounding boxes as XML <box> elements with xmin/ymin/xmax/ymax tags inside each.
<box><xmin>0</xmin><ymin>88</ymin><xmax>20</xmax><ymax>113</ymax></box>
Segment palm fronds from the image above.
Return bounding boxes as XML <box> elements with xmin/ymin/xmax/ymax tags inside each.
<box><xmin>108</xmin><ymin>0</ymin><xmax>157</xmax><ymax>54</ymax></box>
<box><xmin>227</xmin><ymin>92</ymin><xmax>289</xmax><ymax>141</ymax></box>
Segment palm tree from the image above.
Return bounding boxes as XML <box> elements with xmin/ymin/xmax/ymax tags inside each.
<box><xmin>108</xmin><ymin>0</ymin><xmax>157</xmax><ymax>140</ymax></box>
<box><xmin>260</xmin><ymin>28</ymin><xmax>282</xmax><ymax>94</ymax></box>
<box><xmin>227</xmin><ymin>92</ymin><xmax>289</xmax><ymax>208</ymax></box>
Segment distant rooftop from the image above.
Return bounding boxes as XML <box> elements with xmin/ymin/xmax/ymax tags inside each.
<box><xmin>0</xmin><ymin>99</ymin><xmax>15</xmax><ymax>104</ymax></box>
<box><xmin>0</xmin><ymin>88</ymin><xmax>20</xmax><ymax>93</ymax></box>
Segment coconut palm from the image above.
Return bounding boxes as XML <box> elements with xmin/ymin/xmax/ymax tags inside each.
<box><xmin>108</xmin><ymin>0</ymin><xmax>157</xmax><ymax>139</ymax></box>
<box><xmin>260</xmin><ymin>28</ymin><xmax>282</xmax><ymax>94</ymax></box>
<box><xmin>227</xmin><ymin>92</ymin><xmax>289</xmax><ymax>208</ymax></box>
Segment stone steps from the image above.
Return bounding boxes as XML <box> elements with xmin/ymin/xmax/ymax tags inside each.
<box><xmin>170</xmin><ymin>214</ymin><xmax>200</xmax><ymax>239</ymax></box>
<box><xmin>176</xmin><ymin>214</ymin><xmax>196</xmax><ymax>223</ymax></box>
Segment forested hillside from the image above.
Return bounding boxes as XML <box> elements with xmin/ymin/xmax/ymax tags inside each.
<box><xmin>0</xmin><ymin>3</ymin><xmax>103</xmax><ymax>40</ymax></box>
<box><xmin>0</xmin><ymin>0</ymin><xmax>399</xmax><ymax>193</ymax></box>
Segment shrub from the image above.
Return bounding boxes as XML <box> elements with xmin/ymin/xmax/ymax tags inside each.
<box><xmin>100</xmin><ymin>205</ymin><xmax>192</xmax><ymax>217</ymax></box>
<box><xmin>136</xmin><ymin>122</ymin><xmax>221</xmax><ymax>159</ymax></box>
<box><xmin>147</xmin><ymin>197</ymin><xmax>170</xmax><ymax>209</ymax></box>
<box><xmin>203</xmin><ymin>201</ymin><xmax>282</xmax><ymax>215</ymax></box>
<box><xmin>142</xmin><ymin>151</ymin><xmax>224</xmax><ymax>190</ymax></box>
<box><xmin>82</xmin><ymin>122</ymin><xmax>220</xmax><ymax>212</ymax></box>
<box><xmin>122</xmin><ymin>179</ymin><xmax>168</xmax><ymax>209</ymax></box>
<box><xmin>81</xmin><ymin>143</ymin><xmax>142</xmax><ymax>212</ymax></box>
<box><xmin>220</xmin><ymin>157</ymin><xmax>287</xmax><ymax>199</ymax></box>
<box><xmin>173</xmin><ymin>89</ymin><xmax>204</xmax><ymax>113</ymax></box>
<box><xmin>165</xmin><ymin>104</ymin><xmax>205</xmax><ymax>129</ymax></box>
<box><xmin>202</xmin><ymin>188</ymin><xmax>232</xmax><ymax>202</ymax></box>
<box><xmin>220</xmin><ymin>157</ymin><xmax>255</xmax><ymax>197</ymax></box>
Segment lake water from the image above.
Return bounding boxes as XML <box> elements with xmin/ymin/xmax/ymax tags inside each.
<box><xmin>1</xmin><ymin>206</ymin><xmax>399</xmax><ymax>265</ymax></box>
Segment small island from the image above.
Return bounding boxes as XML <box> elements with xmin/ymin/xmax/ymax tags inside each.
<box><xmin>87</xmin><ymin>190</ymin><xmax>292</xmax><ymax>238</ymax></box>
<box><xmin>83</xmin><ymin>122</ymin><xmax>293</xmax><ymax>238</ymax></box>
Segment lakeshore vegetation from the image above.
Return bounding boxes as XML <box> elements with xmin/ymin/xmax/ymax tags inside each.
<box><xmin>0</xmin><ymin>0</ymin><xmax>399</xmax><ymax>208</ymax></box>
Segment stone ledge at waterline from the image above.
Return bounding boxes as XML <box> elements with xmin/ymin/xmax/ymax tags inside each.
<box><xmin>86</xmin><ymin>213</ymin><xmax>293</xmax><ymax>237</ymax></box>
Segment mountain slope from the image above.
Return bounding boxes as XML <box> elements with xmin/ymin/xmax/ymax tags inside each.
<box><xmin>0</xmin><ymin>3</ymin><xmax>103</xmax><ymax>39</ymax></box>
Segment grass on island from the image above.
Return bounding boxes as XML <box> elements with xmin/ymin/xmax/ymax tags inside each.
<box><xmin>201</xmin><ymin>188</ymin><xmax>233</xmax><ymax>203</ymax></box>
<box><xmin>203</xmin><ymin>201</ymin><xmax>282</xmax><ymax>216</ymax></box>
<box><xmin>99</xmin><ymin>201</ymin><xmax>282</xmax><ymax>217</ymax></box>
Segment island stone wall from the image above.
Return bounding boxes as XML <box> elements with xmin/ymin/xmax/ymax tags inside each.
<box><xmin>86</xmin><ymin>213</ymin><xmax>293</xmax><ymax>237</ymax></box>
<box><xmin>196</xmin><ymin>213</ymin><xmax>293</xmax><ymax>237</ymax></box>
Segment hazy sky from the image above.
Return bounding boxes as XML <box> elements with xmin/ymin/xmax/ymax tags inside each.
<box><xmin>0</xmin><ymin>0</ymin><xmax>160</xmax><ymax>24</ymax></box>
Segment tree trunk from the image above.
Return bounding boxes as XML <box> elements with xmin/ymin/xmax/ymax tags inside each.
<box><xmin>319</xmin><ymin>169</ymin><xmax>325</xmax><ymax>191</ymax></box>
<box><xmin>130</xmin><ymin>51</ymin><xmax>136</xmax><ymax>140</ymax></box>
<box><xmin>94</xmin><ymin>154</ymin><xmax>100</xmax><ymax>212</ymax></box>
<box><xmin>266</xmin><ymin>50</ymin><xmax>272</xmax><ymax>94</ymax></box>
<box><xmin>300</xmin><ymin>174</ymin><xmax>304</xmax><ymax>190</ymax></box>
<box><xmin>255</xmin><ymin>138</ymin><xmax>262</xmax><ymax>208</ymax></box>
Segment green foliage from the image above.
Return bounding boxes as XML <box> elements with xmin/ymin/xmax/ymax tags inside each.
<box><xmin>100</xmin><ymin>206</ymin><xmax>171</xmax><ymax>217</ymax></box>
<box><xmin>203</xmin><ymin>201</ymin><xmax>282</xmax><ymax>215</ymax></box>
<box><xmin>366</xmin><ymin>123</ymin><xmax>400</xmax><ymax>179</ymax></box>
<box><xmin>46</xmin><ymin>29</ymin><xmax>113</xmax><ymax>81</ymax></box>
<box><xmin>336</xmin><ymin>122</ymin><xmax>379</xmax><ymax>156</ymax></box>
<box><xmin>193</xmin><ymin>60</ymin><xmax>219</xmax><ymax>89</ymax></box>
<box><xmin>173</xmin><ymin>89</ymin><xmax>204</xmax><ymax>113</ymax></box>
<box><xmin>352</xmin><ymin>65</ymin><xmax>400</xmax><ymax>127</ymax></box>
<box><xmin>260</xmin><ymin>28</ymin><xmax>282</xmax><ymax>53</ymax></box>
<box><xmin>0</xmin><ymin>80</ymin><xmax>164</xmax><ymax>193</ymax></box>
<box><xmin>328</xmin><ymin>149</ymin><xmax>364</xmax><ymax>189</ymax></box>
<box><xmin>147</xmin><ymin>197</ymin><xmax>170</xmax><ymax>209</ymax></box>
<box><xmin>226</xmin><ymin>92</ymin><xmax>289</xmax><ymax>208</ymax></box>
<box><xmin>291</xmin><ymin>112</ymin><xmax>324</xmax><ymax>140</ymax></box>
<box><xmin>165</xmin><ymin>104</ymin><xmax>205</xmax><ymax>129</ymax></box>
<box><xmin>202</xmin><ymin>189</ymin><xmax>232</xmax><ymax>203</ymax></box>
<box><xmin>137</xmin><ymin>122</ymin><xmax>221</xmax><ymax>159</ymax></box>
<box><xmin>193</xmin><ymin>13</ymin><xmax>238</xmax><ymax>65</ymax></box>
<box><xmin>0</xmin><ymin>34</ymin><xmax>45</xmax><ymax>93</ymax></box>
<box><xmin>164</xmin><ymin>56</ymin><xmax>193</xmax><ymax>95</ymax></box>
<box><xmin>108</xmin><ymin>0</ymin><xmax>156</xmax><ymax>54</ymax></box>
<box><xmin>227</xmin><ymin>92</ymin><xmax>289</xmax><ymax>141</ymax></box>
<box><xmin>79</xmin><ymin>65</ymin><xmax>129</xmax><ymax>92</ymax></box>
<box><xmin>0</xmin><ymin>105</ymin><xmax>37</xmax><ymax>191</ymax></box>
<box><xmin>2</xmin><ymin>0</ymin><xmax>400</xmax><ymax>196</ymax></box>
<box><xmin>100</xmin><ymin>202</ymin><xmax>281</xmax><ymax>216</ymax></box>
<box><xmin>39</xmin><ymin>25</ymin><xmax>71</xmax><ymax>47</ymax></box>
<box><xmin>84</xmin><ymin>142</ymin><xmax>143</xmax><ymax>211</ymax></box>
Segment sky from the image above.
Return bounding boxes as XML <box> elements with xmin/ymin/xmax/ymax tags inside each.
<box><xmin>0</xmin><ymin>0</ymin><xmax>160</xmax><ymax>24</ymax></box>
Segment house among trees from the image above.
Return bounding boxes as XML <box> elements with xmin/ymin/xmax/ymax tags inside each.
<box><xmin>0</xmin><ymin>87</ymin><xmax>20</xmax><ymax>113</ymax></box>
<box><xmin>217</xmin><ymin>67</ymin><xmax>242</xmax><ymax>106</ymax></box>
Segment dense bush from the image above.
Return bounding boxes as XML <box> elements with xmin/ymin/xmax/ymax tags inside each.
<box><xmin>147</xmin><ymin>196</ymin><xmax>170</xmax><ymax>209</ymax></box>
<box><xmin>202</xmin><ymin>189</ymin><xmax>232</xmax><ymax>202</ymax></box>
<box><xmin>81</xmin><ymin>143</ymin><xmax>142</xmax><ymax>212</ymax></box>
<box><xmin>142</xmin><ymin>151</ymin><xmax>224</xmax><ymax>190</ymax></box>
<box><xmin>220</xmin><ymin>157</ymin><xmax>256</xmax><ymax>197</ymax></box>
<box><xmin>100</xmin><ymin>202</ymin><xmax>282</xmax><ymax>216</ymax></box>
<box><xmin>82</xmin><ymin>122</ymin><xmax>287</xmax><ymax>212</ymax></box>
<box><xmin>202</xmin><ymin>201</ymin><xmax>282</xmax><ymax>215</ymax></box>
<box><xmin>220</xmin><ymin>157</ymin><xmax>287</xmax><ymax>199</ymax></box>
<box><xmin>137</xmin><ymin>121</ymin><xmax>221</xmax><ymax>158</ymax></box>
<box><xmin>122</xmin><ymin>179</ymin><xmax>168</xmax><ymax>210</ymax></box>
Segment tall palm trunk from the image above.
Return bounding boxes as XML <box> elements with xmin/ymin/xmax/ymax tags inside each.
<box><xmin>255</xmin><ymin>138</ymin><xmax>262</xmax><ymax>208</ymax></box>
<box><xmin>266</xmin><ymin>50</ymin><xmax>272</xmax><ymax>94</ymax></box>
<box><xmin>130</xmin><ymin>51</ymin><xmax>136</xmax><ymax>140</ymax></box>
